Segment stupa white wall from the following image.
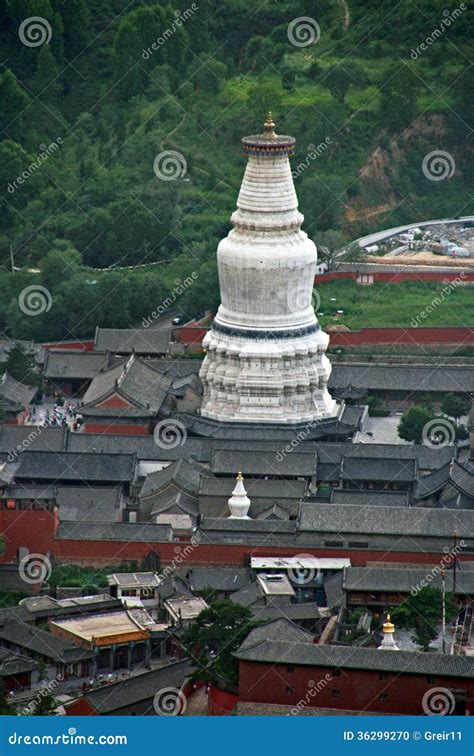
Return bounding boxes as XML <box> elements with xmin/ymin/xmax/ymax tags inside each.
<box><xmin>199</xmin><ymin>114</ymin><xmax>336</xmax><ymax>424</ymax></box>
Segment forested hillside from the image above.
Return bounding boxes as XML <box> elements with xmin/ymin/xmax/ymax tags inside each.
<box><xmin>0</xmin><ymin>0</ymin><xmax>472</xmax><ymax>340</ymax></box>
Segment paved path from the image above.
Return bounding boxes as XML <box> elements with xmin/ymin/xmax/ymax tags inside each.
<box><xmin>184</xmin><ymin>687</ymin><xmax>208</xmax><ymax>716</ymax></box>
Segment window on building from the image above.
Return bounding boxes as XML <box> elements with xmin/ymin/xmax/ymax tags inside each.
<box><xmin>286</xmin><ymin>686</ymin><xmax>294</xmax><ymax>695</ymax></box>
<box><xmin>286</xmin><ymin>665</ymin><xmax>294</xmax><ymax>673</ymax></box>
<box><xmin>324</xmin><ymin>541</ymin><xmax>344</xmax><ymax>548</ymax></box>
<box><xmin>426</xmin><ymin>676</ymin><xmax>436</xmax><ymax>684</ymax></box>
<box><xmin>379</xmin><ymin>672</ymin><xmax>388</xmax><ymax>680</ymax></box>
<box><xmin>333</xmin><ymin>669</ymin><xmax>341</xmax><ymax>677</ymax></box>
<box><xmin>348</xmin><ymin>541</ymin><xmax>369</xmax><ymax>549</ymax></box>
<box><xmin>379</xmin><ymin>694</ymin><xmax>388</xmax><ymax>702</ymax></box>
<box><xmin>331</xmin><ymin>690</ymin><xmax>341</xmax><ymax>698</ymax></box>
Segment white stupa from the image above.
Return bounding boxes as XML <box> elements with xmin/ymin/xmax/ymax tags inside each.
<box><xmin>378</xmin><ymin>614</ymin><xmax>399</xmax><ymax>650</ymax></box>
<box><xmin>227</xmin><ymin>472</ymin><xmax>251</xmax><ymax>519</ymax></box>
<box><xmin>199</xmin><ymin>113</ymin><xmax>336</xmax><ymax>424</ymax></box>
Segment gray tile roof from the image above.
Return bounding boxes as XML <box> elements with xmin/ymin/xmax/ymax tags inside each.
<box><xmin>240</xmin><ymin>618</ymin><xmax>314</xmax><ymax>650</ymax></box>
<box><xmin>340</xmin><ymin>457</ymin><xmax>417</xmax><ymax>483</ymax></box>
<box><xmin>211</xmin><ymin>449</ymin><xmax>317</xmax><ymax>477</ymax></box>
<box><xmin>251</xmin><ymin>603</ymin><xmax>323</xmax><ymax>623</ymax></box>
<box><xmin>139</xmin><ymin>458</ymin><xmax>205</xmax><ymax>498</ymax></box>
<box><xmin>94</xmin><ymin>327</ymin><xmax>171</xmax><ymax>355</ymax></box>
<box><xmin>344</xmin><ymin>566</ymin><xmax>474</xmax><ymax>597</ymax></box>
<box><xmin>83</xmin><ymin>355</ymin><xmax>172</xmax><ymax>412</ymax></box>
<box><xmin>0</xmin><ymin>373</ymin><xmax>37</xmax><ymax>408</ymax></box>
<box><xmin>329</xmin><ymin>363</ymin><xmax>474</xmax><ymax>394</ymax></box>
<box><xmin>56</xmin><ymin>486</ymin><xmax>121</xmax><ymax>524</ymax></box>
<box><xmin>149</xmin><ymin>489</ymin><xmax>199</xmax><ymax>519</ymax></box>
<box><xmin>451</xmin><ymin>460</ymin><xmax>474</xmax><ymax>498</ymax></box>
<box><xmin>0</xmin><ymin>647</ymin><xmax>39</xmax><ymax>676</ymax></box>
<box><xmin>414</xmin><ymin>464</ymin><xmax>451</xmax><ymax>500</ymax></box>
<box><xmin>199</xmin><ymin>477</ymin><xmax>306</xmax><ymax>500</ymax></box>
<box><xmin>1</xmin><ymin>483</ymin><xmax>57</xmax><ymax>500</ymax></box>
<box><xmin>331</xmin><ymin>490</ymin><xmax>410</xmax><ymax>507</ymax></box>
<box><xmin>187</xmin><ymin>567</ymin><xmax>250</xmax><ymax>593</ymax></box>
<box><xmin>0</xmin><ymin>426</ymin><xmax>67</xmax><ymax>453</ymax></box>
<box><xmin>44</xmin><ymin>350</ymin><xmax>110</xmax><ymax>380</ymax></box>
<box><xmin>10</xmin><ymin>451</ymin><xmax>136</xmax><ymax>483</ymax></box>
<box><xmin>299</xmin><ymin>503</ymin><xmax>474</xmax><ymax>538</ymax></box>
<box><xmin>56</xmin><ymin>521</ymin><xmax>172</xmax><ymax>542</ymax></box>
<box><xmin>0</xmin><ymin>620</ymin><xmax>96</xmax><ymax>663</ymax></box>
<box><xmin>73</xmin><ymin>659</ymin><xmax>192</xmax><ymax>714</ymax></box>
<box><xmin>234</xmin><ymin>639</ymin><xmax>474</xmax><ymax>679</ymax></box>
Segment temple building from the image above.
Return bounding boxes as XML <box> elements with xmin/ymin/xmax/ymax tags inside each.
<box><xmin>199</xmin><ymin>114</ymin><xmax>336</xmax><ymax>424</ymax></box>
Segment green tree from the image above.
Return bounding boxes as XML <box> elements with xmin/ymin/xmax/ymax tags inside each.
<box><xmin>181</xmin><ymin>599</ymin><xmax>255</xmax><ymax>686</ymax></box>
<box><xmin>27</xmin><ymin>661</ymin><xmax>58</xmax><ymax>715</ymax></box>
<box><xmin>440</xmin><ymin>393</ymin><xmax>470</xmax><ymax>425</ymax></box>
<box><xmin>378</xmin><ymin>64</ymin><xmax>418</xmax><ymax>131</ymax></box>
<box><xmin>0</xmin><ymin>70</ymin><xmax>29</xmax><ymax>138</ymax></box>
<box><xmin>317</xmin><ymin>61</ymin><xmax>367</xmax><ymax>104</ymax></box>
<box><xmin>391</xmin><ymin>587</ymin><xmax>457</xmax><ymax>650</ymax></box>
<box><xmin>4</xmin><ymin>344</ymin><xmax>40</xmax><ymax>386</ymax></box>
<box><xmin>397</xmin><ymin>405</ymin><xmax>434</xmax><ymax>444</ymax></box>
<box><xmin>40</xmin><ymin>246</ymin><xmax>82</xmax><ymax>292</ymax></box>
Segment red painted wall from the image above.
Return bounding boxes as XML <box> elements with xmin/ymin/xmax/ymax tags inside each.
<box><xmin>82</xmin><ymin>423</ymin><xmax>150</xmax><ymax>436</ymax></box>
<box><xmin>53</xmin><ymin>538</ymin><xmax>474</xmax><ymax>569</ymax></box>
<box><xmin>208</xmin><ymin>686</ymin><xmax>239</xmax><ymax>715</ymax></box>
<box><xmin>171</xmin><ymin>324</ymin><xmax>473</xmax><ymax>348</ymax></box>
<box><xmin>43</xmin><ymin>341</ymin><xmax>95</xmax><ymax>352</ymax></box>
<box><xmin>329</xmin><ymin>326</ymin><xmax>474</xmax><ymax>346</ymax></box>
<box><xmin>238</xmin><ymin>661</ymin><xmax>474</xmax><ymax>715</ymax></box>
<box><xmin>64</xmin><ymin>697</ymin><xmax>98</xmax><ymax>716</ymax></box>
<box><xmin>315</xmin><ymin>271</ymin><xmax>474</xmax><ymax>284</ymax></box>
<box><xmin>0</xmin><ymin>508</ymin><xmax>57</xmax><ymax>561</ymax></box>
<box><xmin>98</xmin><ymin>394</ymin><xmax>132</xmax><ymax>409</ymax></box>
<box><xmin>1</xmin><ymin>508</ymin><xmax>473</xmax><ymax>569</ymax></box>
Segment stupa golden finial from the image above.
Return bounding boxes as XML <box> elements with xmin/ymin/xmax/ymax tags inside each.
<box><xmin>263</xmin><ymin>111</ymin><xmax>277</xmax><ymax>140</ymax></box>
<box><xmin>236</xmin><ymin>471</ymin><xmax>244</xmax><ymax>481</ymax></box>
<box><xmin>383</xmin><ymin>613</ymin><xmax>395</xmax><ymax>633</ymax></box>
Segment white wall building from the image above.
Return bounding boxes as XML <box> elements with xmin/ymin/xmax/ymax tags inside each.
<box><xmin>199</xmin><ymin>114</ymin><xmax>336</xmax><ymax>424</ymax></box>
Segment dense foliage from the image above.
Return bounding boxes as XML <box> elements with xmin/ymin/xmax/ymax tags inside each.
<box><xmin>0</xmin><ymin>0</ymin><xmax>472</xmax><ymax>340</ymax></box>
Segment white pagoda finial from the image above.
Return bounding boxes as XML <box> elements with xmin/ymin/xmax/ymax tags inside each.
<box><xmin>378</xmin><ymin>613</ymin><xmax>398</xmax><ymax>650</ymax></box>
<box><xmin>227</xmin><ymin>472</ymin><xmax>251</xmax><ymax>519</ymax></box>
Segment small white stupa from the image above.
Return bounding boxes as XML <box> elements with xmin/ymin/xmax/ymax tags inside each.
<box><xmin>227</xmin><ymin>472</ymin><xmax>251</xmax><ymax>519</ymax></box>
<box><xmin>378</xmin><ymin>613</ymin><xmax>398</xmax><ymax>650</ymax></box>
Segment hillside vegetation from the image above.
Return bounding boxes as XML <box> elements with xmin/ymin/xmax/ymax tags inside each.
<box><xmin>0</xmin><ymin>0</ymin><xmax>472</xmax><ymax>340</ymax></box>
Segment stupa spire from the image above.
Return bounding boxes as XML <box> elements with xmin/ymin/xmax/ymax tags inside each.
<box><xmin>199</xmin><ymin>113</ymin><xmax>337</xmax><ymax>424</ymax></box>
<box><xmin>227</xmin><ymin>472</ymin><xmax>251</xmax><ymax>519</ymax></box>
<box><xmin>378</xmin><ymin>613</ymin><xmax>399</xmax><ymax>650</ymax></box>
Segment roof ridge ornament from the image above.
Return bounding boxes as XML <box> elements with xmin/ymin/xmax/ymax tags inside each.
<box><xmin>263</xmin><ymin>111</ymin><xmax>277</xmax><ymax>140</ymax></box>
